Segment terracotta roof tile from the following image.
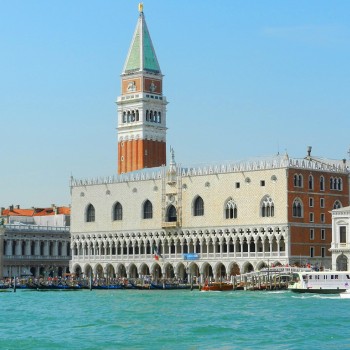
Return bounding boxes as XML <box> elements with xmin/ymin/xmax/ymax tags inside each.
<box><xmin>1</xmin><ymin>206</ymin><xmax>70</xmax><ymax>217</ymax></box>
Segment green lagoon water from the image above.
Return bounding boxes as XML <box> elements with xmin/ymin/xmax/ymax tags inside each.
<box><xmin>0</xmin><ymin>289</ymin><xmax>349</xmax><ymax>350</ymax></box>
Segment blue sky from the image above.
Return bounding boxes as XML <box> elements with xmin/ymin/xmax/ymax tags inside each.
<box><xmin>1</xmin><ymin>1</ymin><xmax>349</xmax><ymax>208</ymax></box>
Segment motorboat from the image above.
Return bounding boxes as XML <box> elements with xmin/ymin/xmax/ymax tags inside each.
<box><xmin>288</xmin><ymin>271</ymin><xmax>350</xmax><ymax>294</ymax></box>
<box><xmin>201</xmin><ymin>281</ymin><xmax>233</xmax><ymax>291</ymax></box>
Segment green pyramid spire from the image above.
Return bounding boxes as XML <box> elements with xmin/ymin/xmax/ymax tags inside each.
<box><xmin>123</xmin><ymin>9</ymin><xmax>161</xmax><ymax>74</ymax></box>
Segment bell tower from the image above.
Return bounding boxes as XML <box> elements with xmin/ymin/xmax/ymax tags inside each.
<box><xmin>116</xmin><ymin>4</ymin><xmax>167</xmax><ymax>174</ymax></box>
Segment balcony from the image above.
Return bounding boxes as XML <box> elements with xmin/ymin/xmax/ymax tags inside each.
<box><xmin>4</xmin><ymin>255</ymin><xmax>71</xmax><ymax>261</ymax></box>
<box><xmin>161</xmin><ymin>221</ymin><xmax>178</xmax><ymax>229</ymax></box>
<box><xmin>4</xmin><ymin>224</ymin><xmax>69</xmax><ymax>234</ymax></box>
<box><xmin>330</xmin><ymin>243</ymin><xmax>350</xmax><ymax>252</ymax></box>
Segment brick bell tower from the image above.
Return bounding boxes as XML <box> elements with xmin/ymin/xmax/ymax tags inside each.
<box><xmin>116</xmin><ymin>3</ymin><xmax>167</xmax><ymax>174</ymax></box>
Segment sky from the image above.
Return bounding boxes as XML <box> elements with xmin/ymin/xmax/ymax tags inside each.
<box><xmin>1</xmin><ymin>0</ymin><xmax>350</xmax><ymax>208</ymax></box>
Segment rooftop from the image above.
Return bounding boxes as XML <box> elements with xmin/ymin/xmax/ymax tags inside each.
<box><xmin>71</xmin><ymin>154</ymin><xmax>350</xmax><ymax>188</ymax></box>
<box><xmin>122</xmin><ymin>6</ymin><xmax>161</xmax><ymax>75</ymax></box>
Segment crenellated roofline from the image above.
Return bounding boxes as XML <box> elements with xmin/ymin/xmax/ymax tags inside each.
<box><xmin>71</xmin><ymin>155</ymin><xmax>350</xmax><ymax>188</ymax></box>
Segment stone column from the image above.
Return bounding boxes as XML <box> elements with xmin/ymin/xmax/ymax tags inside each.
<box><xmin>44</xmin><ymin>241</ymin><xmax>49</xmax><ymax>256</ymax></box>
<box><xmin>0</xmin><ymin>227</ymin><xmax>5</xmax><ymax>279</ymax></box>
<box><xmin>247</xmin><ymin>237</ymin><xmax>251</xmax><ymax>258</ymax></box>
<box><xmin>5</xmin><ymin>240</ymin><xmax>11</xmax><ymax>255</ymax></box>
<box><xmin>15</xmin><ymin>240</ymin><xmax>22</xmax><ymax>255</ymax></box>
<box><xmin>35</xmin><ymin>240</ymin><xmax>40</xmax><ymax>255</ymax></box>
<box><xmin>53</xmin><ymin>241</ymin><xmax>58</xmax><ymax>256</ymax></box>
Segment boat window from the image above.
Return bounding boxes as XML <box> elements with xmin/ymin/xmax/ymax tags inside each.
<box><xmin>331</xmin><ymin>275</ymin><xmax>334</xmax><ymax>279</ymax></box>
<box><xmin>309</xmin><ymin>275</ymin><xmax>312</xmax><ymax>280</ymax></box>
<box><xmin>347</xmin><ymin>275</ymin><xmax>350</xmax><ymax>279</ymax></box>
<box><xmin>335</xmin><ymin>275</ymin><xmax>338</xmax><ymax>279</ymax></box>
<box><xmin>302</xmin><ymin>275</ymin><xmax>307</xmax><ymax>280</ymax></box>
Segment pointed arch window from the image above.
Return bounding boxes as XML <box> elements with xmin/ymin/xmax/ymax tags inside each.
<box><xmin>337</xmin><ymin>178</ymin><xmax>343</xmax><ymax>191</ymax></box>
<box><xmin>333</xmin><ymin>200</ymin><xmax>342</xmax><ymax>209</ymax></box>
<box><xmin>143</xmin><ymin>200</ymin><xmax>153</xmax><ymax>219</ymax></box>
<box><xmin>113</xmin><ymin>202</ymin><xmax>123</xmax><ymax>221</ymax></box>
<box><xmin>166</xmin><ymin>205</ymin><xmax>177</xmax><ymax>222</ymax></box>
<box><xmin>308</xmin><ymin>175</ymin><xmax>314</xmax><ymax>190</ymax></box>
<box><xmin>86</xmin><ymin>204</ymin><xmax>95</xmax><ymax>222</ymax></box>
<box><xmin>320</xmin><ymin>176</ymin><xmax>325</xmax><ymax>191</ymax></box>
<box><xmin>194</xmin><ymin>196</ymin><xmax>204</xmax><ymax>216</ymax></box>
<box><xmin>225</xmin><ymin>198</ymin><xmax>237</xmax><ymax>219</ymax></box>
<box><xmin>261</xmin><ymin>196</ymin><xmax>274</xmax><ymax>217</ymax></box>
<box><xmin>292</xmin><ymin>199</ymin><xmax>303</xmax><ymax>218</ymax></box>
<box><xmin>293</xmin><ymin>174</ymin><xmax>303</xmax><ymax>187</ymax></box>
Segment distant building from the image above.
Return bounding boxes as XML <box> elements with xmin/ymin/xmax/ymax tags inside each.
<box><xmin>330</xmin><ymin>206</ymin><xmax>350</xmax><ymax>270</ymax></box>
<box><xmin>69</xmin><ymin>6</ymin><xmax>350</xmax><ymax>281</ymax></box>
<box><xmin>0</xmin><ymin>205</ymin><xmax>71</xmax><ymax>279</ymax></box>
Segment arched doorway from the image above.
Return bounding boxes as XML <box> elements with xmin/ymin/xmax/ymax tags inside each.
<box><xmin>152</xmin><ymin>263</ymin><xmax>162</xmax><ymax>280</ymax></box>
<box><xmin>229</xmin><ymin>262</ymin><xmax>240</xmax><ymax>276</ymax></box>
<box><xmin>105</xmin><ymin>264</ymin><xmax>115</xmax><ymax>279</ymax></box>
<box><xmin>30</xmin><ymin>267</ymin><xmax>36</xmax><ymax>277</ymax></box>
<box><xmin>84</xmin><ymin>264</ymin><xmax>93</xmax><ymax>278</ymax></box>
<box><xmin>202</xmin><ymin>263</ymin><xmax>213</xmax><ymax>280</ymax></box>
<box><xmin>139</xmin><ymin>264</ymin><xmax>150</xmax><ymax>276</ymax></box>
<box><xmin>337</xmin><ymin>254</ymin><xmax>348</xmax><ymax>271</ymax></box>
<box><xmin>215</xmin><ymin>263</ymin><xmax>227</xmax><ymax>281</ymax></box>
<box><xmin>95</xmin><ymin>264</ymin><xmax>104</xmax><ymax>279</ymax></box>
<box><xmin>242</xmin><ymin>262</ymin><xmax>254</xmax><ymax>274</ymax></box>
<box><xmin>129</xmin><ymin>264</ymin><xmax>138</xmax><ymax>278</ymax></box>
<box><xmin>117</xmin><ymin>264</ymin><xmax>127</xmax><ymax>278</ymax></box>
<box><xmin>73</xmin><ymin>264</ymin><xmax>82</xmax><ymax>277</ymax></box>
<box><xmin>164</xmin><ymin>263</ymin><xmax>175</xmax><ymax>279</ymax></box>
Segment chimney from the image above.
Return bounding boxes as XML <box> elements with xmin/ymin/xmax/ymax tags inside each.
<box><xmin>15</xmin><ymin>205</ymin><xmax>20</xmax><ymax>209</ymax></box>
<box><xmin>307</xmin><ymin>146</ymin><xmax>312</xmax><ymax>158</ymax></box>
<box><xmin>9</xmin><ymin>205</ymin><xmax>14</xmax><ymax>211</ymax></box>
<box><xmin>0</xmin><ymin>207</ymin><xmax>4</xmax><ymax>215</ymax></box>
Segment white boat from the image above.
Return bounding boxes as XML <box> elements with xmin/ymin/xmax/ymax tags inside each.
<box><xmin>340</xmin><ymin>289</ymin><xmax>350</xmax><ymax>299</ymax></box>
<box><xmin>288</xmin><ymin>271</ymin><xmax>350</xmax><ymax>294</ymax></box>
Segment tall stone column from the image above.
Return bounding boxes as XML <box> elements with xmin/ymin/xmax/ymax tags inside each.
<box><xmin>0</xmin><ymin>227</ymin><xmax>5</xmax><ymax>279</ymax></box>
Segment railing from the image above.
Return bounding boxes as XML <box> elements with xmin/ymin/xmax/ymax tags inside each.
<box><xmin>4</xmin><ymin>224</ymin><xmax>70</xmax><ymax>233</ymax></box>
<box><xmin>161</xmin><ymin>222</ymin><xmax>178</xmax><ymax>228</ymax></box>
<box><xmin>72</xmin><ymin>251</ymin><xmax>286</xmax><ymax>261</ymax></box>
<box><xmin>4</xmin><ymin>255</ymin><xmax>71</xmax><ymax>260</ymax></box>
<box><xmin>331</xmin><ymin>243</ymin><xmax>350</xmax><ymax>250</ymax></box>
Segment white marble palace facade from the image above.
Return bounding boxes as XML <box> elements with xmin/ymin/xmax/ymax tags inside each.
<box><xmin>70</xmin><ymin>155</ymin><xmax>349</xmax><ymax>281</ymax></box>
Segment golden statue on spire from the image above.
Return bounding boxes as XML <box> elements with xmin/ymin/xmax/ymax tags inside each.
<box><xmin>138</xmin><ymin>3</ymin><xmax>143</xmax><ymax>13</ymax></box>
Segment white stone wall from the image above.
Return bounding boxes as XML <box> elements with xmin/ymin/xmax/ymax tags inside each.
<box><xmin>71</xmin><ymin>167</ymin><xmax>288</xmax><ymax>234</ymax></box>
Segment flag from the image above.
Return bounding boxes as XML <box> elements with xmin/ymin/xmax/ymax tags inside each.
<box><xmin>152</xmin><ymin>244</ymin><xmax>162</xmax><ymax>260</ymax></box>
